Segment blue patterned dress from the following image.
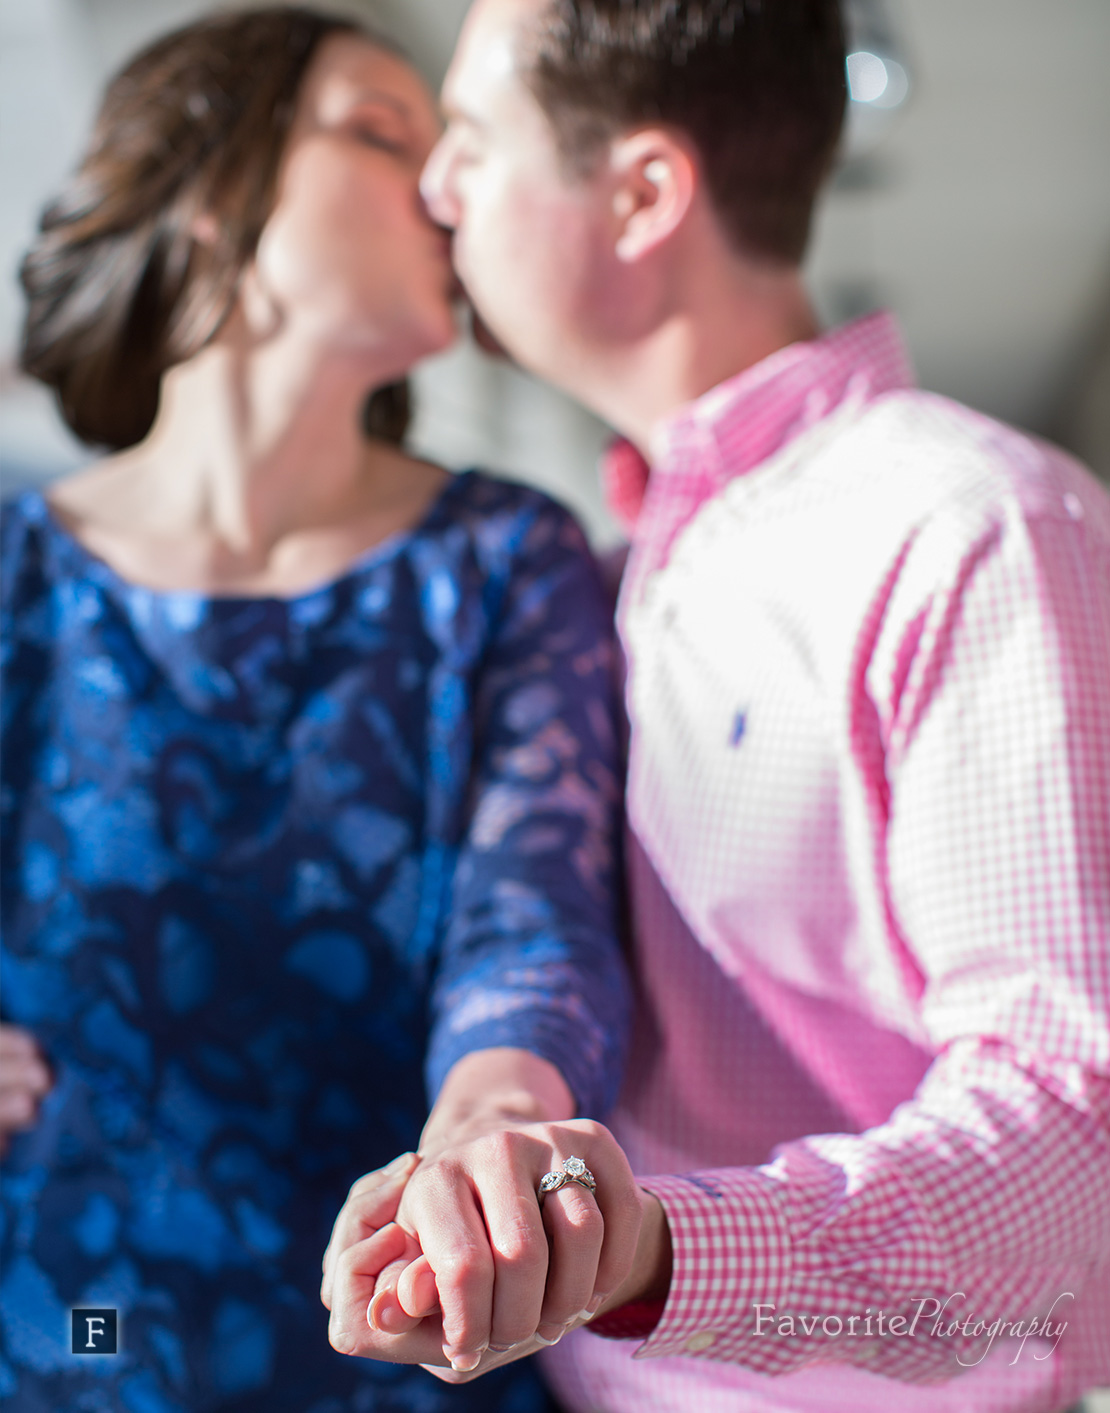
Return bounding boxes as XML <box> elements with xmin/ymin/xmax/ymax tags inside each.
<box><xmin>0</xmin><ymin>471</ymin><xmax>627</xmax><ymax>1413</ymax></box>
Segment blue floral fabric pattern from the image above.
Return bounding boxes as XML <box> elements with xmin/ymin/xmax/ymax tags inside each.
<box><xmin>0</xmin><ymin>471</ymin><xmax>627</xmax><ymax>1413</ymax></box>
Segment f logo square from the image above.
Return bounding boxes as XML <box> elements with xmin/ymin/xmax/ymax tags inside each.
<box><xmin>72</xmin><ymin>1308</ymin><xmax>117</xmax><ymax>1354</ymax></box>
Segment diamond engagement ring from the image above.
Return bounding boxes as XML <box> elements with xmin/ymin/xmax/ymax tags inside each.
<box><xmin>537</xmin><ymin>1155</ymin><xmax>597</xmax><ymax>1205</ymax></box>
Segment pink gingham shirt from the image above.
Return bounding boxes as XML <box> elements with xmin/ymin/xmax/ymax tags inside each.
<box><xmin>544</xmin><ymin>313</ymin><xmax>1110</xmax><ymax>1413</ymax></box>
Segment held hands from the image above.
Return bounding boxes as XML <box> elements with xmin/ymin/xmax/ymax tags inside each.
<box><xmin>321</xmin><ymin>1050</ymin><xmax>671</xmax><ymax>1382</ymax></box>
<box><xmin>0</xmin><ymin>1024</ymin><xmax>52</xmax><ymax>1158</ymax></box>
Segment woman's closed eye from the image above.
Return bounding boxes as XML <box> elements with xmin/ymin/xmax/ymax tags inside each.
<box><xmin>350</xmin><ymin>119</ymin><xmax>407</xmax><ymax>152</ymax></box>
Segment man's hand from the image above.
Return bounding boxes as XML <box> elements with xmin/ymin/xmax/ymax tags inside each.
<box><xmin>321</xmin><ymin>1151</ymin><xmax>421</xmax><ymax>1311</ymax></box>
<box><xmin>0</xmin><ymin>1024</ymin><xmax>51</xmax><ymax>1158</ymax></box>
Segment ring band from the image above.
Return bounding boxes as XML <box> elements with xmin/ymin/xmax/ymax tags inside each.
<box><xmin>538</xmin><ymin>1155</ymin><xmax>597</xmax><ymax>1204</ymax></box>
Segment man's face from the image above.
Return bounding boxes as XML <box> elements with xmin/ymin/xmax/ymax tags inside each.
<box><xmin>421</xmin><ymin>0</ymin><xmax>615</xmax><ymax>392</ymax></box>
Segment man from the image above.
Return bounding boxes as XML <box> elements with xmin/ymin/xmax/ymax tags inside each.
<box><xmin>324</xmin><ymin>1</ymin><xmax>1110</xmax><ymax>1408</ymax></box>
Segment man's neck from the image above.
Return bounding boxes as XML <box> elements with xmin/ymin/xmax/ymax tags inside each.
<box><xmin>574</xmin><ymin>247</ymin><xmax>820</xmax><ymax>456</ymax></box>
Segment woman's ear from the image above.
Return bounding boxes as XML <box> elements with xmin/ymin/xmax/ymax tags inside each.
<box><xmin>190</xmin><ymin>211</ymin><xmax>223</xmax><ymax>247</ymax></box>
<box><xmin>609</xmin><ymin>130</ymin><xmax>697</xmax><ymax>263</ymax></box>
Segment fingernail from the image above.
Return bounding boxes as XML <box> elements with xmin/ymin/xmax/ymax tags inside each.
<box><xmin>449</xmin><ymin>1351</ymin><xmax>483</xmax><ymax>1372</ymax></box>
<box><xmin>373</xmin><ymin>1302</ymin><xmax>413</xmax><ymax>1334</ymax></box>
<box><xmin>488</xmin><ymin>1340</ymin><xmax>523</xmax><ymax>1354</ymax></box>
<box><xmin>586</xmin><ymin>1293</ymin><xmax>606</xmax><ymax>1315</ymax></box>
<box><xmin>575</xmin><ymin>1308</ymin><xmax>595</xmax><ymax>1323</ymax></box>
<box><xmin>534</xmin><ymin>1322</ymin><xmax>571</xmax><ymax>1346</ymax></box>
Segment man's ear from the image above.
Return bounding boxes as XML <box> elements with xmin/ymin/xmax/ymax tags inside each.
<box><xmin>609</xmin><ymin>130</ymin><xmax>697</xmax><ymax>263</ymax></box>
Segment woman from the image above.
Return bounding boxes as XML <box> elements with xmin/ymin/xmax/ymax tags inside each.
<box><xmin>0</xmin><ymin>8</ymin><xmax>628</xmax><ymax>1411</ymax></box>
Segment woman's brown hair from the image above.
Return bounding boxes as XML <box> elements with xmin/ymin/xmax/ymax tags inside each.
<box><xmin>19</xmin><ymin>5</ymin><xmax>410</xmax><ymax>450</ymax></box>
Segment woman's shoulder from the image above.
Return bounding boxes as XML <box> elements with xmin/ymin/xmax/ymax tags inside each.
<box><xmin>447</xmin><ymin>467</ymin><xmax>578</xmax><ymax>519</ymax></box>
<box><xmin>442</xmin><ymin>470</ymin><xmax>594</xmax><ymax>569</ymax></box>
<box><xmin>1</xmin><ymin>489</ymin><xmax>56</xmax><ymax>610</ymax></box>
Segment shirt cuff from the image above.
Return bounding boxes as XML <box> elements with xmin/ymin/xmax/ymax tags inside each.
<box><xmin>586</xmin><ymin>1298</ymin><xmax>665</xmax><ymax>1340</ymax></box>
<box><xmin>631</xmin><ymin>1168</ymin><xmax>791</xmax><ymax>1361</ymax></box>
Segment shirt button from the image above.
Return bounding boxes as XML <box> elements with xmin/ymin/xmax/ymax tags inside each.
<box><xmin>684</xmin><ymin>1330</ymin><xmax>719</xmax><ymax>1353</ymax></box>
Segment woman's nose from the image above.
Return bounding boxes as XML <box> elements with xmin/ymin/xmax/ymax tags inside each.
<box><xmin>419</xmin><ymin>136</ymin><xmax>460</xmax><ymax>229</ymax></box>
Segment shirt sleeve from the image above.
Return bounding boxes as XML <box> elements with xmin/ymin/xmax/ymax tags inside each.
<box><xmin>425</xmin><ymin>496</ymin><xmax>630</xmax><ymax>1119</ymax></box>
<box><xmin>632</xmin><ymin>490</ymin><xmax>1110</xmax><ymax>1389</ymax></box>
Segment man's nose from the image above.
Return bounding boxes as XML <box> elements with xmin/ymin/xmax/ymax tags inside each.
<box><xmin>419</xmin><ymin>136</ymin><xmax>459</xmax><ymax>229</ymax></box>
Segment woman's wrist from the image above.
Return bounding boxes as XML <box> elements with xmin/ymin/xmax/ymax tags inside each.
<box><xmin>419</xmin><ymin>1047</ymin><xmax>576</xmax><ymax>1159</ymax></box>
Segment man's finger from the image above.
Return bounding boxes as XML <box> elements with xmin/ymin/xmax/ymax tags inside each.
<box><xmin>329</xmin><ymin>1232</ymin><xmax>449</xmax><ymax>1365</ymax></box>
<box><xmin>327</xmin><ymin>1227</ymin><xmax>407</xmax><ymax>1354</ymax></box>
<box><xmin>396</xmin><ymin>1254</ymin><xmax>439</xmax><ymax>1320</ymax></box>
<box><xmin>323</xmin><ymin>1218</ymin><xmax>408</xmax><ymax>1315</ymax></box>
<box><xmin>368</xmin><ymin>1251</ymin><xmax>428</xmax><ymax>1334</ymax></box>
<box><xmin>321</xmin><ymin>1152</ymin><xmax>419</xmax><ymax>1307</ymax></box>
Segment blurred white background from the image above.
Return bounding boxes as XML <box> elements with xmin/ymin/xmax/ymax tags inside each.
<box><xmin>2</xmin><ymin>0</ymin><xmax>1109</xmax><ymax>547</ymax></box>
<box><xmin>1</xmin><ymin>6</ymin><xmax>1108</xmax><ymax>1404</ymax></box>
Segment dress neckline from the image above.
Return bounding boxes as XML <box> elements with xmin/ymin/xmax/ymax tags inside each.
<box><xmin>20</xmin><ymin>469</ymin><xmax>475</xmax><ymax>610</ymax></box>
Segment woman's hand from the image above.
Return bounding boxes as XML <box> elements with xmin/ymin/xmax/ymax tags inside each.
<box><xmin>322</xmin><ymin>1048</ymin><xmax>669</xmax><ymax>1379</ymax></box>
<box><xmin>0</xmin><ymin>1024</ymin><xmax>52</xmax><ymax>1157</ymax></box>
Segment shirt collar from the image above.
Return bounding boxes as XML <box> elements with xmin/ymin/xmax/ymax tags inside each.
<box><xmin>602</xmin><ymin>310</ymin><xmax>916</xmax><ymax>533</ymax></box>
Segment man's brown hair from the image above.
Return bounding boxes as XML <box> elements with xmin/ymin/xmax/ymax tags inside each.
<box><xmin>20</xmin><ymin>6</ymin><xmax>409</xmax><ymax>450</ymax></box>
<box><xmin>525</xmin><ymin>0</ymin><xmax>847</xmax><ymax>264</ymax></box>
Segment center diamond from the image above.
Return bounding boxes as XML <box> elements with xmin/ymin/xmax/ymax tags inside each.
<box><xmin>564</xmin><ymin>1157</ymin><xmax>587</xmax><ymax>1176</ymax></box>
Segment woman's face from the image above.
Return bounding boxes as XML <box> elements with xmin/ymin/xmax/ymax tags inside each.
<box><xmin>244</xmin><ymin>35</ymin><xmax>457</xmax><ymax>375</ymax></box>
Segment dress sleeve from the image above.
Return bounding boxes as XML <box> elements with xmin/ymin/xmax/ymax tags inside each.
<box><xmin>425</xmin><ymin>498</ymin><xmax>629</xmax><ymax>1119</ymax></box>
<box><xmin>633</xmin><ymin>495</ymin><xmax>1110</xmax><ymax>1392</ymax></box>
<box><xmin>1</xmin><ymin>501</ymin><xmax>51</xmax><ymax>856</ymax></box>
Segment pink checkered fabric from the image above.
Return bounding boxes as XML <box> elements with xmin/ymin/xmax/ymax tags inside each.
<box><xmin>544</xmin><ymin>313</ymin><xmax>1110</xmax><ymax>1412</ymax></box>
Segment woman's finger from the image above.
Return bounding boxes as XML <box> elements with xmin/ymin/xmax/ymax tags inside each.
<box><xmin>0</xmin><ymin>1024</ymin><xmax>41</xmax><ymax>1059</ymax></box>
<box><xmin>0</xmin><ymin>1088</ymin><xmax>41</xmax><ymax>1130</ymax></box>
<box><xmin>571</xmin><ymin>1126</ymin><xmax>643</xmax><ymax>1306</ymax></box>
<box><xmin>534</xmin><ymin>1181</ymin><xmax>604</xmax><ymax>1342</ymax></box>
<box><xmin>395</xmin><ymin>1158</ymin><xmax>499</xmax><ymax>1371</ymax></box>
<box><xmin>481</xmin><ymin>1167</ymin><xmax>549</xmax><ymax>1351</ymax></box>
<box><xmin>0</xmin><ymin>1056</ymin><xmax>52</xmax><ymax>1095</ymax></box>
<box><xmin>0</xmin><ymin>1026</ymin><xmax>53</xmax><ymax>1142</ymax></box>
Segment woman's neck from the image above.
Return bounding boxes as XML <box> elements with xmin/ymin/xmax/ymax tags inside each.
<box><xmin>48</xmin><ymin>321</ymin><xmax>448</xmax><ymax>597</ymax></box>
<box><xmin>141</xmin><ymin>332</ymin><xmax>380</xmax><ymax>546</ymax></box>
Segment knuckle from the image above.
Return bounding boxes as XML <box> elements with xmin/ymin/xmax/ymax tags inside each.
<box><xmin>481</xmin><ymin>1128</ymin><xmax>522</xmax><ymax>1166</ymax></box>
<box><xmin>328</xmin><ymin>1314</ymin><xmax>362</xmax><ymax>1357</ymax></box>
<box><xmin>566</xmin><ymin>1201</ymin><xmax>604</xmax><ymax>1239</ymax></box>
<box><xmin>493</xmin><ymin>1227</ymin><xmax>546</xmax><ymax>1273</ymax></box>
<box><xmin>435</xmin><ymin>1245</ymin><xmax>491</xmax><ymax>1288</ymax></box>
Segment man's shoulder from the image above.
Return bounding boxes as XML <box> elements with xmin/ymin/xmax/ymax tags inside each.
<box><xmin>814</xmin><ymin>387</ymin><xmax>1110</xmax><ymax>549</ymax></box>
